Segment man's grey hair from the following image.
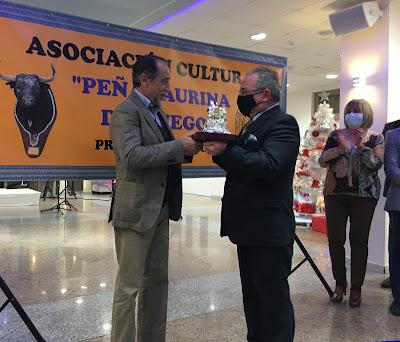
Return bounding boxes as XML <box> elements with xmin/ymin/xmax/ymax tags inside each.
<box><xmin>249</xmin><ymin>67</ymin><xmax>281</xmax><ymax>102</ymax></box>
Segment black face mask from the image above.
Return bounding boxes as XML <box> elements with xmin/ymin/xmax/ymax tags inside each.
<box><xmin>237</xmin><ymin>90</ymin><xmax>263</xmax><ymax>117</ymax></box>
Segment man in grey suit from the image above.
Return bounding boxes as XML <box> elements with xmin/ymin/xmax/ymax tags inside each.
<box><xmin>384</xmin><ymin>126</ymin><xmax>400</xmax><ymax>316</ymax></box>
<box><xmin>109</xmin><ymin>54</ymin><xmax>200</xmax><ymax>341</ymax></box>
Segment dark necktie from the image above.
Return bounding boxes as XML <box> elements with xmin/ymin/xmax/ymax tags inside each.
<box><xmin>240</xmin><ymin>121</ymin><xmax>251</xmax><ymax>136</ymax></box>
<box><xmin>148</xmin><ymin>103</ymin><xmax>170</xmax><ymax>141</ymax></box>
<box><xmin>155</xmin><ymin>111</ymin><xmax>171</xmax><ymax>142</ymax></box>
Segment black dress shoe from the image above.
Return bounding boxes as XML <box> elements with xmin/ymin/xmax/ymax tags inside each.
<box><xmin>331</xmin><ymin>282</ymin><xmax>347</xmax><ymax>303</ymax></box>
<box><xmin>381</xmin><ymin>277</ymin><xmax>391</xmax><ymax>289</ymax></box>
<box><xmin>349</xmin><ymin>289</ymin><xmax>361</xmax><ymax>307</ymax></box>
<box><xmin>389</xmin><ymin>298</ymin><xmax>400</xmax><ymax>316</ymax></box>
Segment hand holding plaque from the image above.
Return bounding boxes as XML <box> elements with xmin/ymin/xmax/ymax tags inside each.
<box><xmin>192</xmin><ymin>101</ymin><xmax>236</xmax><ymax>142</ymax></box>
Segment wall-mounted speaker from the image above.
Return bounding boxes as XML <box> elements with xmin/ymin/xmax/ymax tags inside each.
<box><xmin>329</xmin><ymin>1</ymin><xmax>383</xmax><ymax>36</ymax></box>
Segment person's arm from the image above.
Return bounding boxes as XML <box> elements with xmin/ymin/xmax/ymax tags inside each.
<box><xmin>110</xmin><ymin>104</ymin><xmax>185</xmax><ymax>170</ymax></box>
<box><xmin>384</xmin><ymin>130</ymin><xmax>400</xmax><ymax>185</ymax></box>
<box><xmin>318</xmin><ymin>131</ymin><xmax>345</xmax><ymax>168</ymax></box>
<box><xmin>357</xmin><ymin>133</ymin><xmax>384</xmax><ymax>171</ymax></box>
<box><xmin>213</xmin><ymin>115</ymin><xmax>300</xmax><ymax>181</ymax></box>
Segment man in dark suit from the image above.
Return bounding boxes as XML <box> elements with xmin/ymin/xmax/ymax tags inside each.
<box><xmin>204</xmin><ymin>67</ymin><xmax>300</xmax><ymax>341</ymax></box>
<box><xmin>380</xmin><ymin>120</ymin><xmax>400</xmax><ymax>290</ymax></box>
<box><xmin>109</xmin><ymin>54</ymin><xmax>200</xmax><ymax>342</ymax></box>
<box><xmin>383</xmin><ymin>124</ymin><xmax>400</xmax><ymax>315</ymax></box>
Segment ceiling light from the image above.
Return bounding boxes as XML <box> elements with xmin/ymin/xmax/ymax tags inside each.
<box><xmin>250</xmin><ymin>33</ymin><xmax>267</xmax><ymax>41</ymax></box>
<box><xmin>326</xmin><ymin>74</ymin><xmax>338</xmax><ymax>79</ymax></box>
<box><xmin>287</xmin><ymin>84</ymin><xmax>290</xmax><ymax>87</ymax></box>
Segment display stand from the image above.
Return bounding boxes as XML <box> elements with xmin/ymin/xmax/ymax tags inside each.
<box><xmin>0</xmin><ymin>275</ymin><xmax>45</xmax><ymax>341</ymax></box>
<box><xmin>41</xmin><ymin>181</ymin><xmax>77</xmax><ymax>214</ymax></box>
<box><xmin>41</xmin><ymin>181</ymin><xmax>55</xmax><ymax>201</ymax></box>
<box><xmin>290</xmin><ymin>234</ymin><xmax>333</xmax><ymax>297</ymax></box>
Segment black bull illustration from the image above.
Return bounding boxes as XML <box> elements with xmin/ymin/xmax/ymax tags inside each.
<box><xmin>0</xmin><ymin>65</ymin><xmax>57</xmax><ymax>158</ymax></box>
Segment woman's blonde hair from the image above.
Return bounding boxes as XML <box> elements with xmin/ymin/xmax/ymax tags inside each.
<box><xmin>343</xmin><ymin>99</ymin><xmax>373</xmax><ymax>129</ymax></box>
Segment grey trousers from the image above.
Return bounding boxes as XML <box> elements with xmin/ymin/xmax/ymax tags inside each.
<box><xmin>111</xmin><ymin>205</ymin><xmax>169</xmax><ymax>342</ymax></box>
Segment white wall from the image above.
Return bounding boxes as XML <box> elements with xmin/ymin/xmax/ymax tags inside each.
<box><xmin>287</xmin><ymin>89</ymin><xmax>313</xmax><ymax>136</ymax></box>
<box><xmin>388</xmin><ymin>0</ymin><xmax>400</xmax><ymax>122</ymax></box>
<box><xmin>183</xmin><ymin>177</ymin><xmax>225</xmax><ymax>197</ymax></box>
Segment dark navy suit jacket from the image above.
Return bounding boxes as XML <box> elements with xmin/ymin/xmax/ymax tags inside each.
<box><xmin>213</xmin><ymin>106</ymin><xmax>300</xmax><ymax>246</ymax></box>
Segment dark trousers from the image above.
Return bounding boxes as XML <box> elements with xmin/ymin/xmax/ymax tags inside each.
<box><xmin>237</xmin><ymin>245</ymin><xmax>294</xmax><ymax>342</ymax></box>
<box><xmin>325</xmin><ymin>195</ymin><xmax>377</xmax><ymax>288</ymax></box>
<box><xmin>389</xmin><ymin>211</ymin><xmax>400</xmax><ymax>299</ymax></box>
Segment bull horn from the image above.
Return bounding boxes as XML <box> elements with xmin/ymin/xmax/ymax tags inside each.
<box><xmin>39</xmin><ymin>64</ymin><xmax>56</xmax><ymax>83</ymax></box>
<box><xmin>0</xmin><ymin>73</ymin><xmax>16</xmax><ymax>82</ymax></box>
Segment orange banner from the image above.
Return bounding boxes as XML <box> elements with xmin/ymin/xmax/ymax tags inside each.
<box><xmin>0</xmin><ymin>2</ymin><xmax>286</xmax><ymax>179</ymax></box>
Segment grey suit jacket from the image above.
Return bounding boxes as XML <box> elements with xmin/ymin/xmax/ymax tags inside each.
<box><xmin>109</xmin><ymin>90</ymin><xmax>186</xmax><ymax>231</ymax></box>
<box><xmin>384</xmin><ymin>126</ymin><xmax>400</xmax><ymax>212</ymax></box>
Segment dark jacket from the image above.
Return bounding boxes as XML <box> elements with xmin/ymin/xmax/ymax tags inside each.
<box><xmin>213</xmin><ymin>105</ymin><xmax>300</xmax><ymax>246</ymax></box>
<box><xmin>319</xmin><ymin>129</ymin><xmax>384</xmax><ymax>200</ymax></box>
<box><xmin>384</xmin><ymin>126</ymin><xmax>400</xmax><ymax>211</ymax></box>
<box><xmin>383</xmin><ymin>120</ymin><xmax>400</xmax><ymax>197</ymax></box>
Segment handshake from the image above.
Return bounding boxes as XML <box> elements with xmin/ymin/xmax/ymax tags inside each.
<box><xmin>179</xmin><ymin>133</ymin><xmax>228</xmax><ymax>157</ymax></box>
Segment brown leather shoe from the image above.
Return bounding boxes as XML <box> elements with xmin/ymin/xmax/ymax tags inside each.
<box><xmin>331</xmin><ymin>282</ymin><xmax>347</xmax><ymax>303</ymax></box>
<box><xmin>349</xmin><ymin>289</ymin><xmax>361</xmax><ymax>307</ymax></box>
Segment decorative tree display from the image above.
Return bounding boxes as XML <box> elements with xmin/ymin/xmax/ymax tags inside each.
<box><xmin>294</xmin><ymin>98</ymin><xmax>338</xmax><ymax>215</ymax></box>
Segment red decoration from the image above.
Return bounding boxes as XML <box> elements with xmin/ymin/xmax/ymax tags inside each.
<box><xmin>311</xmin><ymin>180</ymin><xmax>320</xmax><ymax>188</ymax></box>
<box><xmin>312</xmin><ymin>215</ymin><xmax>327</xmax><ymax>233</ymax></box>
<box><xmin>297</xmin><ymin>203</ymin><xmax>316</xmax><ymax>214</ymax></box>
<box><xmin>296</xmin><ymin>171</ymin><xmax>310</xmax><ymax>177</ymax></box>
<box><xmin>312</xmin><ymin>130</ymin><xmax>320</xmax><ymax>137</ymax></box>
<box><xmin>302</xmin><ymin>149</ymin><xmax>310</xmax><ymax>157</ymax></box>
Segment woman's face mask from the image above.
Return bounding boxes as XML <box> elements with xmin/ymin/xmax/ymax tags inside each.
<box><xmin>345</xmin><ymin>112</ymin><xmax>364</xmax><ymax>129</ymax></box>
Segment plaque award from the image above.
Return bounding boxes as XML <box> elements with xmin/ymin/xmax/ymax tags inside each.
<box><xmin>192</xmin><ymin>101</ymin><xmax>236</xmax><ymax>142</ymax></box>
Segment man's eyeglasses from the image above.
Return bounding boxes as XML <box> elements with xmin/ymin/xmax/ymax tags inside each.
<box><xmin>239</xmin><ymin>88</ymin><xmax>265</xmax><ymax>96</ymax></box>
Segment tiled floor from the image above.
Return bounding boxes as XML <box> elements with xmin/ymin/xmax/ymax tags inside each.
<box><xmin>0</xmin><ymin>193</ymin><xmax>398</xmax><ymax>341</ymax></box>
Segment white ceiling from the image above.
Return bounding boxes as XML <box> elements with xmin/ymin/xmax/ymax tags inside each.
<box><xmin>6</xmin><ymin>0</ymin><xmax>389</xmax><ymax>93</ymax></box>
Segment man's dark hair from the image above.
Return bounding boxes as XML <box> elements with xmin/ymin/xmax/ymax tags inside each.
<box><xmin>132</xmin><ymin>54</ymin><xmax>169</xmax><ymax>87</ymax></box>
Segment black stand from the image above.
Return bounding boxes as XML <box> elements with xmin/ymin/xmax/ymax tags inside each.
<box><xmin>67</xmin><ymin>181</ymin><xmax>77</xmax><ymax>198</ymax></box>
<box><xmin>41</xmin><ymin>181</ymin><xmax>55</xmax><ymax>201</ymax></box>
<box><xmin>41</xmin><ymin>181</ymin><xmax>77</xmax><ymax>214</ymax></box>
<box><xmin>290</xmin><ymin>234</ymin><xmax>333</xmax><ymax>297</ymax></box>
<box><xmin>0</xmin><ymin>275</ymin><xmax>45</xmax><ymax>341</ymax></box>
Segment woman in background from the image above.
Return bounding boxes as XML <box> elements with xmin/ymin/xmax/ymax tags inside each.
<box><xmin>319</xmin><ymin>99</ymin><xmax>384</xmax><ymax>307</ymax></box>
